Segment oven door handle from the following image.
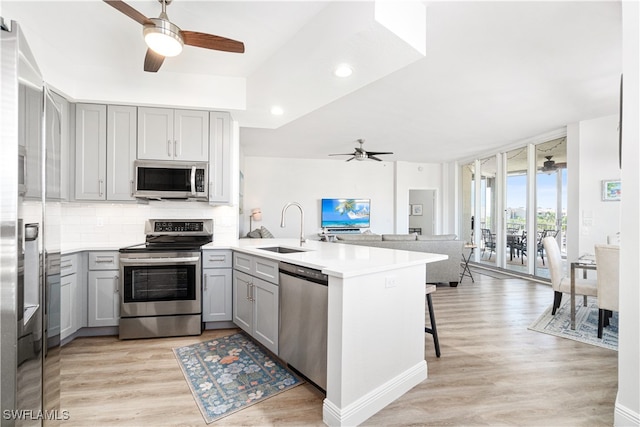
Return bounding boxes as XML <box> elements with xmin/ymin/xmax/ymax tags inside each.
<box><xmin>190</xmin><ymin>166</ymin><xmax>197</xmax><ymax>196</ymax></box>
<box><xmin>120</xmin><ymin>256</ymin><xmax>200</xmax><ymax>264</ymax></box>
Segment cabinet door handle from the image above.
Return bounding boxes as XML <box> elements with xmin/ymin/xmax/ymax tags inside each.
<box><xmin>174</xmin><ymin>140</ymin><xmax>178</xmax><ymax>158</ymax></box>
<box><xmin>95</xmin><ymin>257</ymin><xmax>114</xmax><ymax>263</ymax></box>
<box><xmin>167</xmin><ymin>140</ymin><xmax>172</xmax><ymax>157</ymax></box>
<box><xmin>98</xmin><ymin>179</ymin><xmax>104</xmax><ymax>197</ymax></box>
<box><xmin>250</xmin><ymin>283</ymin><xmax>255</xmax><ymax>302</ymax></box>
<box><xmin>130</xmin><ymin>180</ymin><xmax>134</xmax><ymax>197</ymax></box>
<box><xmin>204</xmin><ymin>275</ymin><xmax>207</xmax><ymax>291</ymax></box>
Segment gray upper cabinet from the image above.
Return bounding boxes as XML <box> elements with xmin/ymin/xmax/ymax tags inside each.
<box><xmin>208</xmin><ymin>111</ymin><xmax>232</xmax><ymax>204</ymax></box>
<box><xmin>137</xmin><ymin>107</ymin><xmax>209</xmax><ymax>162</ymax></box>
<box><xmin>106</xmin><ymin>105</ymin><xmax>136</xmax><ymax>201</ymax></box>
<box><xmin>75</xmin><ymin>103</ymin><xmax>107</xmax><ymax>200</ymax></box>
<box><xmin>21</xmin><ymin>84</ymin><xmax>43</xmax><ymax>199</ymax></box>
<box><xmin>48</xmin><ymin>91</ymin><xmax>69</xmax><ymax>201</ymax></box>
<box><xmin>75</xmin><ymin>103</ymin><xmax>136</xmax><ymax>201</ymax></box>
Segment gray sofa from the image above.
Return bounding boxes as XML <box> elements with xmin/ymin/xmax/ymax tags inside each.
<box><xmin>335</xmin><ymin>233</ymin><xmax>464</xmax><ymax>286</ymax></box>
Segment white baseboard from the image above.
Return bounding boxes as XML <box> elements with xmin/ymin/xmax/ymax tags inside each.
<box><xmin>615</xmin><ymin>398</ymin><xmax>640</xmax><ymax>426</ymax></box>
<box><xmin>322</xmin><ymin>360</ymin><xmax>427</xmax><ymax>427</ymax></box>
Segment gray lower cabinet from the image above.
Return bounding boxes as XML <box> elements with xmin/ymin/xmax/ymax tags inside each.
<box><xmin>232</xmin><ymin>253</ymin><xmax>279</xmax><ymax>354</ymax></box>
<box><xmin>60</xmin><ymin>254</ymin><xmax>79</xmax><ymax>340</ymax></box>
<box><xmin>87</xmin><ymin>251</ymin><xmax>120</xmax><ymax>327</ymax></box>
<box><xmin>202</xmin><ymin>250</ymin><xmax>233</xmax><ymax>322</ymax></box>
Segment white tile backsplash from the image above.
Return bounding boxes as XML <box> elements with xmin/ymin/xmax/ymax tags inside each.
<box><xmin>61</xmin><ymin>201</ymin><xmax>239</xmax><ymax>251</ymax></box>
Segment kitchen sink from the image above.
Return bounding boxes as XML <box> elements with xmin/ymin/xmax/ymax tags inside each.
<box><xmin>258</xmin><ymin>246</ymin><xmax>307</xmax><ymax>254</ymax></box>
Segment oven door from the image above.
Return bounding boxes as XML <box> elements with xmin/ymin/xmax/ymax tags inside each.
<box><xmin>119</xmin><ymin>251</ymin><xmax>201</xmax><ymax>317</ymax></box>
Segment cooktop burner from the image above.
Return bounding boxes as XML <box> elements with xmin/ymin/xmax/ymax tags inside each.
<box><xmin>119</xmin><ymin>219</ymin><xmax>213</xmax><ymax>253</ymax></box>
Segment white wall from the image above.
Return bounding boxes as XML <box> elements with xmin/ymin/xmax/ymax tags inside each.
<box><xmin>567</xmin><ymin>115</ymin><xmax>621</xmax><ymax>258</ymax></box>
<box><xmin>395</xmin><ymin>161</ymin><xmax>443</xmax><ymax>235</ymax></box>
<box><xmin>242</xmin><ymin>157</ymin><xmax>397</xmax><ymax>239</ymax></box>
<box><xmin>616</xmin><ymin>1</ymin><xmax>639</xmax><ymax>425</ymax></box>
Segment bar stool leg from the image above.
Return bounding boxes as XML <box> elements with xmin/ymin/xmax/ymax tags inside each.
<box><xmin>424</xmin><ymin>293</ymin><xmax>441</xmax><ymax>358</ymax></box>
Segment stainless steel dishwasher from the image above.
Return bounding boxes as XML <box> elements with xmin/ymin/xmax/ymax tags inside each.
<box><xmin>279</xmin><ymin>262</ymin><xmax>328</xmax><ymax>391</ymax></box>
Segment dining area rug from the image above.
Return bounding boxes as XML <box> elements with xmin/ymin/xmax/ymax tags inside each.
<box><xmin>528</xmin><ymin>296</ymin><xmax>618</xmax><ymax>351</ymax></box>
<box><xmin>173</xmin><ymin>332</ymin><xmax>303</xmax><ymax>424</ymax></box>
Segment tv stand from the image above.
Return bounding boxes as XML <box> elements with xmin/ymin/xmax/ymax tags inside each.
<box><xmin>325</xmin><ymin>228</ymin><xmax>361</xmax><ymax>234</ymax></box>
<box><xmin>319</xmin><ymin>228</ymin><xmax>362</xmax><ymax>242</ymax></box>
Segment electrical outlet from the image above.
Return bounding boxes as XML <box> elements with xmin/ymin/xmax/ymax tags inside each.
<box><xmin>385</xmin><ymin>276</ymin><xmax>396</xmax><ymax>288</ymax></box>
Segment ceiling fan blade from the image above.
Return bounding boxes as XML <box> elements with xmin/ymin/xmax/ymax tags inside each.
<box><xmin>346</xmin><ymin>157</ymin><xmax>356</xmax><ymax>162</ymax></box>
<box><xmin>144</xmin><ymin>49</ymin><xmax>165</xmax><ymax>73</ymax></box>
<box><xmin>182</xmin><ymin>31</ymin><xmax>245</xmax><ymax>53</ymax></box>
<box><xmin>368</xmin><ymin>156</ymin><xmax>384</xmax><ymax>161</ymax></box>
<box><xmin>366</xmin><ymin>151</ymin><xmax>393</xmax><ymax>156</ymax></box>
<box><xmin>103</xmin><ymin>0</ymin><xmax>152</xmax><ymax>25</ymax></box>
<box><xmin>329</xmin><ymin>153</ymin><xmax>355</xmax><ymax>156</ymax></box>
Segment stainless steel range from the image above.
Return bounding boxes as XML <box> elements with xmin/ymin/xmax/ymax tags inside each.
<box><xmin>118</xmin><ymin>219</ymin><xmax>213</xmax><ymax>340</ymax></box>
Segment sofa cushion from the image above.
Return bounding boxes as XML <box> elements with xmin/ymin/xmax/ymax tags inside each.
<box><xmin>336</xmin><ymin>234</ymin><xmax>382</xmax><ymax>241</ymax></box>
<box><xmin>417</xmin><ymin>234</ymin><xmax>457</xmax><ymax>241</ymax></box>
<box><xmin>382</xmin><ymin>234</ymin><xmax>417</xmax><ymax>241</ymax></box>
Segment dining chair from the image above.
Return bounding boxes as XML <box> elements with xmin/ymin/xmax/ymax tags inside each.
<box><xmin>594</xmin><ymin>244</ymin><xmax>619</xmax><ymax>338</ymax></box>
<box><xmin>543</xmin><ymin>236</ymin><xmax>597</xmax><ymax>315</ymax></box>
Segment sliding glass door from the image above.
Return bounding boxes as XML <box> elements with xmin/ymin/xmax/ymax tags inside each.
<box><xmin>460</xmin><ymin>136</ymin><xmax>567</xmax><ymax>280</ymax></box>
<box><xmin>505</xmin><ymin>147</ymin><xmax>528</xmax><ymax>274</ymax></box>
<box><xmin>535</xmin><ymin>138</ymin><xmax>567</xmax><ymax>278</ymax></box>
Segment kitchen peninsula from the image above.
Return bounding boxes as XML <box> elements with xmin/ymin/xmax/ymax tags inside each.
<box><xmin>204</xmin><ymin>238</ymin><xmax>447</xmax><ymax>427</ymax></box>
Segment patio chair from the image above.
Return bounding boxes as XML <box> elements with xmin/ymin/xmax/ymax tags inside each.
<box><xmin>481</xmin><ymin>228</ymin><xmax>496</xmax><ymax>260</ymax></box>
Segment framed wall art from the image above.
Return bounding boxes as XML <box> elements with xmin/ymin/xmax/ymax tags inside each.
<box><xmin>602</xmin><ymin>179</ymin><xmax>621</xmax><ymax>201</ymax></box>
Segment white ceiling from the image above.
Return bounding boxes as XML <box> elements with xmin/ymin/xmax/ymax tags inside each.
<box><xmin>1</xmin><ymin>0</ymin><xmax>622</xmax><ymax>164</ymax></box>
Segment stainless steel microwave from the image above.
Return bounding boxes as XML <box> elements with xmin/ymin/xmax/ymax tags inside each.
<box><xmin>133</xmin><ymin>160</ymin><xmax>208</xmax><ymax>200</ymax></box>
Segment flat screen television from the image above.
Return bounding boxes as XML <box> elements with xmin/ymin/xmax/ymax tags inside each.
<box><xmin>321</xmin><ymin>198</ymin><xmax>370</xmax><ymax>229</ymax></box>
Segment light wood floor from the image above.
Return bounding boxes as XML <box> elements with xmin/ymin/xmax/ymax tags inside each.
<box><xmin>60</xmin><ymin>270</ymin><xmax>618</xmax><ymax>426</ymax></box>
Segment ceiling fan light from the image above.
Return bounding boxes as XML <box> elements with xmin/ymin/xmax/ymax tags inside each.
<box><xmin>144</xmin><ymin>19</ymin><xmax>183</xmax><ymax>57</ymax></box>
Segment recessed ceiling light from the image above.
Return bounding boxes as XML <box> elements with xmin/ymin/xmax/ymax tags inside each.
<box><xmin>270</xmin><ymin>106</ymin><xmax>284</xmax><ymax>116</ymax></box>
<box><xmin>334</xmin><ymin>64</ymin><xmax>353</xmax><ymax>78</ymax></box>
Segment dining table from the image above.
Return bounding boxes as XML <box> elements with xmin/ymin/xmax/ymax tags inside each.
<box><xmin>569</xmin><ymin>254</ymin><xmax>597</xmax><ymax>330</ymax></box>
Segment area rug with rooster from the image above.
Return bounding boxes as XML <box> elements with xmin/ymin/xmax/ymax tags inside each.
<box><xmin>173</xmin><ymin>332</ymin><xmax>303</xmax><ymax>423</ymax></box>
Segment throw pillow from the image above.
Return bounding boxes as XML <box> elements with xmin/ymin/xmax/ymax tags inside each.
<box><xmin>246</xmin><ymin>229</ymin><xmax>262</xmax><ymax>238</ymax></box>
<box><xmin>259</xmin><ymin>226</ymin><xmax>274</xmax><ymax>238</ymax></box>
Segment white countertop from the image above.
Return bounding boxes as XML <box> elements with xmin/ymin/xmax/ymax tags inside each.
<box><xmin>202</xmin><ymin>238</ymin><xmax>447</xmax><ymax>279</ymax></box>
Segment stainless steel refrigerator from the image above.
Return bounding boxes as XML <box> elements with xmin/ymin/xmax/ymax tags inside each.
<box><xmin>1</xmin><ymin>17</ymin><xmax>61</xmax><ymax>426</ymax></box>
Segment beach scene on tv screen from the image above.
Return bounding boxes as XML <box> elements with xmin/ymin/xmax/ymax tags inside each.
<box><xmin>322</xmin><ymin>199</ymin><xmax>370</xmax><ymax>228</ymax></box>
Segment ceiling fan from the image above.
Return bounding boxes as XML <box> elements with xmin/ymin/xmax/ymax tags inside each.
<box><xmin>329</xmin><ymin>139</ymin><xmax>393</xmax><ymax>162</ymax></box>
<box><xmin>540</xmin><ymin>155</ymin><xmax>567</xmax><ymax>173</ymax></box>
<box><xmin>104</xmin><ymin>0</ymin><xmax>245</xmax><ymax>73</ymax></box>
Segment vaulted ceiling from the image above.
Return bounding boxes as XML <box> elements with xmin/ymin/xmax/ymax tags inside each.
<box><xmin>1</xmin><ymin>1</ymin><xmax>622</xmax><ymax>163</ymax></box>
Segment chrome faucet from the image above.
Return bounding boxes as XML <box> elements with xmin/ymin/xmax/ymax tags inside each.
<box><xmin>280</xmin><ymin>202</ymin><xmax>305</xmax><ymax>245</ymax></box>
